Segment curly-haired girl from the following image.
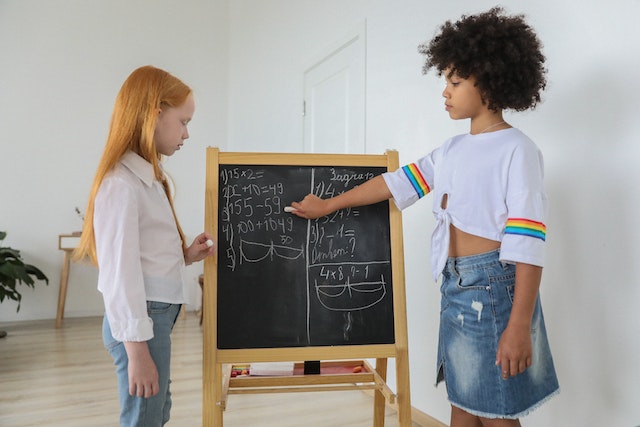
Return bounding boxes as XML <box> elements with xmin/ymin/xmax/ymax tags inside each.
<box><xmin>290</xmin><ymin>7</ymin><xmax>559</xmax><ymax>426</ymax></box>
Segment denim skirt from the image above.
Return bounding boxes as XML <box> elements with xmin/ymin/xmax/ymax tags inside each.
<box><xmin>436</xmin><ymin>250</ymin><xmax>559</xmax><ymax>419</ymax></box>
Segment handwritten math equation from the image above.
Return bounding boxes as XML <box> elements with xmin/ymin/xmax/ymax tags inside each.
<box><xmin>218</xmin><ymin>165</ymin><xmax>391</xmax><ymax>314</ymax></box>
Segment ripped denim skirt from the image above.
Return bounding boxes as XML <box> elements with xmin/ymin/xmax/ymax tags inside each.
<box><xmin>436</xmin><ymin>249</ymin><xmax>559</xmax><ymax>419</ymax></box>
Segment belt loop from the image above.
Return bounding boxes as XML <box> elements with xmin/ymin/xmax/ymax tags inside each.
<box><xmin>450</xmin><ymin>256</ymin><xmax>458</xmax><ymax>275</ymax></box>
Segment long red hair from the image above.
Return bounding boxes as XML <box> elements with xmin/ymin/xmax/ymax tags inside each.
<box><xmin>74</xmin><ymin>66</ymin><xmax>190</xmax><ymax>265</ymax></box>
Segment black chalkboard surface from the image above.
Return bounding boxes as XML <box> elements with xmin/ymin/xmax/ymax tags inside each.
<box><xmin>216</xmin><ymin>164</ymin><xmax>394</xmax><ymax>349</ymax></box>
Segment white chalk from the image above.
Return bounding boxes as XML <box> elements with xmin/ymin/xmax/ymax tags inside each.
<box><xmin>205</xmin><ymin>239</ymin><xmax>214</xmax><ymax>248</ymax></box>
<box><xmin>284</xmin><ymin>206</ymin><xmax>297</xmax><ymax>213</ymax></box>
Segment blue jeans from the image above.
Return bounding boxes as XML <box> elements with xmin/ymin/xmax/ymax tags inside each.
<box><xmin>103</xmin><ymin>302</ymin><xmax>182</xmax><ymax>427</ymax></box>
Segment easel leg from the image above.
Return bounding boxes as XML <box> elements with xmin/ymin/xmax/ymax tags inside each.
<box><xmin>395</xmin><ymin>348</ymin><xmax>412</xmax><ymax>427</ymax></box>
<box><xmin>203</xmin><ymin>363</ymin><xmax>224</xmax><ymax>427</ymax></box>
<box><xmin>373</xmin><ymin>358</ymin><xmax>388</xmax><ymax>427</ymax></box>
<box><xmin>213</xmin><ymin>363</ymin><xmax>224</xmax><ymax>426</ymax></box>
<box><xmin>55</xmin><ymin>250</ymin><xmax>71</xmax><ymax>328</ymax></box>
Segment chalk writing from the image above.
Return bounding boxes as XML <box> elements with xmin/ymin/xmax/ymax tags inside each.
<box><xmin>216</xmin><ymin>164</ymin><xmax>394</xmax><ymax>349</ymax></box>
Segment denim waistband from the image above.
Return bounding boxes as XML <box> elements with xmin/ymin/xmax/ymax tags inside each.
<box><xmin>445</xmin><ymin>249</ymin><xmax>501</xmax><ymax>272</ymax></box>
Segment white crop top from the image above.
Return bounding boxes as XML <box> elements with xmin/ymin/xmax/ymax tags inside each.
<box><xmin>382</xmin><ymin>128</ymin><xmax>547</xmax><ymax>281</ymax></box>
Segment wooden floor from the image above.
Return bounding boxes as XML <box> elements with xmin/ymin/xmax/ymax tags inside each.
<box><xmin>0</xmin><ymin>314</ymin><xmax>428</xmax><ymax>427</ymax></box>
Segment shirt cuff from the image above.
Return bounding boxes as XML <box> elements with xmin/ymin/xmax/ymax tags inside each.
<box><xmin>499</xmin><ymin>234</ymin><xmax>545</xmax><ymax>268</ymax></box>
<box><xmin>109</xmin><ymin>317</ymin><xmax>154</xmax><ymax>342</ymax></box>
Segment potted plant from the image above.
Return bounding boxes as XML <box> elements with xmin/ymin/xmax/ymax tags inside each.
<box><xmin>0</xmin><ymin>231</ymin><xmax>49</xmax><ymax>337</ymax></box>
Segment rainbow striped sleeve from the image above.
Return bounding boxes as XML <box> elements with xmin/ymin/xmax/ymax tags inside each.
<box><xmin>504</xmin><ymin>218</ymin><xmax>546</xmax><ymax>241</ymax></box>
<box><xmin>401</xmin><ymin>163</ymin><xmax>431</xmax><ymax>199</ymax></box>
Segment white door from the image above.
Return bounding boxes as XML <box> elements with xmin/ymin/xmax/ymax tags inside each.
<box><xmin>303</xmin><ymin>23</ymin><xmax>366</xmax><ymax>154</ymax></box>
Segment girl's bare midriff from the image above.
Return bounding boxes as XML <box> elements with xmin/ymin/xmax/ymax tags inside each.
<box><xmin>448</xmin><ymin>225</ymin><xmax>501</xmax><ymax>257</ymax></box>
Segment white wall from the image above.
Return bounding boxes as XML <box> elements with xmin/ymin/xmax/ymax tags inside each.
<box><xmin>0</xmin><ymin>0</ymin><xmax>228</xmax><ymax>318</ymax></box>
<box><xmin>2</xmin><ymin>0</ymin><xmax>640</xmax><ymax>426</ymax></box>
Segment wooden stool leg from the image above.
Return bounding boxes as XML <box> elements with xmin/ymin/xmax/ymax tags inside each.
<box><xmin>55</xmin><ymin>250</ymin><xmax>71</xmax><ymax>328</ymax></box>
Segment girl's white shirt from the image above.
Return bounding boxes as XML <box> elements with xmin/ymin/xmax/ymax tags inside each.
<box><xmin>383</xmin><ymin>128</ymin><xmax>547</xmax><ymax>281</ymax></box>
<box><xmin>94</xmin><ymin>151</ymin><xmax>186</xmax><ymax>342</ymax></box>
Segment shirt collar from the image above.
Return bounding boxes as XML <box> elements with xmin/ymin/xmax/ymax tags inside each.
<box><xmin>120</xmin><ymin>151</ymin><xmax>156</xmax><ymax>187</ymax></box>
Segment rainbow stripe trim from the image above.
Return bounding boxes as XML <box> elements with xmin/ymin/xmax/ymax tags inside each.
<box><xmin>402</xmin><ymin>163</ymin><xmax>430</xmax><ymax>198</ymax></box>
<box><xmin>505</xmin><ymin>218</ymin><xmax>546</xmax><ymax>241</ymax></box>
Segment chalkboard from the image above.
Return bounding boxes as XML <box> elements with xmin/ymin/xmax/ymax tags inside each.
<box><xmin>216</xmin><ymin>164</ymin><xmax>394</xmax><ymax>349</ymax></box>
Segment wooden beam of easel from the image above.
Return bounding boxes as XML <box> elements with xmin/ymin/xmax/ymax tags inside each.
<box><xmin>223</xmin><ymin>359</ymin><xmax>387</xmax><ymax>396</ymax></box>
<box><xmin>229</xmin><ymin>383</ymin><xmax>380</xmax><ymax>395</ymax></box>
<box><xmin>218</xmin><ymin>364</ymin><xmax>233</xmax><ymax>410</ymax></box>
<box><xmin>364</xmin><ymin>360</ymin><xmax>396</xmax><ymax>405</ymax></box>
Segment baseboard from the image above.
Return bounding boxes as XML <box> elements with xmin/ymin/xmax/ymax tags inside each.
<box><xmin>362</xmin><ymin>389</ymin><xmax>448</xmax><ymax>427</ymax></box>
<box><xmin>410</xmin><ymin>406</ymin><xmax>448</xmax><ymax>427</ymax></box>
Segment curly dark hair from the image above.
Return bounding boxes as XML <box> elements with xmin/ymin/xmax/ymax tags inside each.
<box><xmin>418</xmin><ymin>7</ymin><xmax>547</xmax><ymax>112</ymax></box>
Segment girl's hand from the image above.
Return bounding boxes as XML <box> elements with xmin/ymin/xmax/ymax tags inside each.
<box><xmin>495</xmin><ymin>322</ymin><xmax>532</xmax><ymax>380</ymax></box>
<box><xmin>290</xmin><ymin>194</ymin><xmax>330</xmax><ymax>219</ymax></box>
<box><xmin>184</xmin><ymin>232</ymin><xmax>216</xmax><ymax>265</ymax></box>
<box><xmin>124</xmin><ymin>341</ymin><xmax>159</xmax><ymax>398</ymax></box>
<box><xmin>497</xmin><ymin>262</ymin><xmax>541</xmax><ymax>379</ymax></box>
<box><xmin>289</xmin><ymin>175</ymin><xmax>391</xmax><ymax>220</ymax></box>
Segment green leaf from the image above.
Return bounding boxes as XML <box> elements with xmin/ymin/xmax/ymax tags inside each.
<box><xmin>24</xmin><ymin>264</ymin><xmax>49</xmax><ymax>284</ymax></box>
<box><xmin>0</xmin><ymin>247</ymin><xmax>22</xmax><ymax>261</ymax></box>
<box><xmin>0</xmin><ymin>231</ymin><xmax>48</xmax><ymax>312</ymax></box>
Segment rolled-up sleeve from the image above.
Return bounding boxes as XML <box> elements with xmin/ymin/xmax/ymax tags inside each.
<box><xmin>94</xmin><ymin>176</ymin><xmax>153</xmax><ymax>342</ymax></box>
<box><xmin>499</xmin><ymin>143</ymin><xmax>547</xmax><ymax>267</ymax></box>
<box><xmin>382</xmin><ymin>151</ymin><xmax>436</xmax><ymax>210</ymax></box>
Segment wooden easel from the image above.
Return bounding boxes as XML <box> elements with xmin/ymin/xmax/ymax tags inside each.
<box><xmin>203</xmin><ymin>148</ymin><xmax>411</xmax><ymax>426</ymax></box>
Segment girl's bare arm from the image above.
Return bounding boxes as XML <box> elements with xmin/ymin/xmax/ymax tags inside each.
<box><xmin>495</xmin><ymin>263</ymin><xmax>542</xmax><ymax>379</ymax></box>
<box><xmin>290</xmin><ymin>175</ymin><xmax>392</xmax><ymax>219</ymax></box>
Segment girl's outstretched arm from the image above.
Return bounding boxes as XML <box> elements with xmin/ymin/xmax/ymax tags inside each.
<box><xmin>290</xmin><ymin>175</ymin><xmax>392</xmax><ymax>219</ymax></box>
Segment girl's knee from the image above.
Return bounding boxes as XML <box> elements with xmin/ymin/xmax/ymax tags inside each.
<box><xmin>450</xmin><ymin>406</ymin><xmax>482</xmax><ymax>427</ymax></box>
<box><xmin>450</xmin><ymin>406</ymin><xmax>521</xmax><ymax>427</ymax></box>
<box><xmin>479</xmin><ymin>416</ymin><xmax>521</xmax><ymax>427</ymax></box>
